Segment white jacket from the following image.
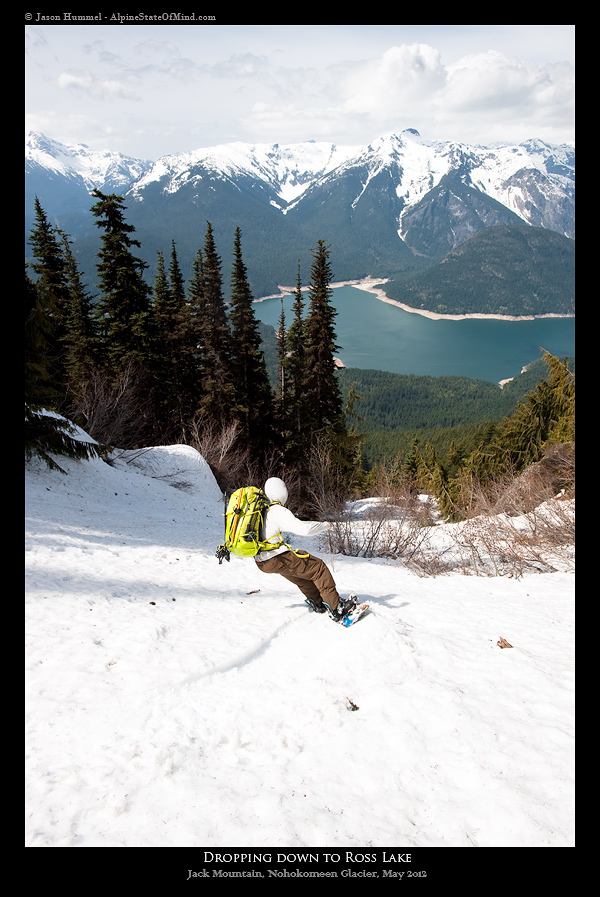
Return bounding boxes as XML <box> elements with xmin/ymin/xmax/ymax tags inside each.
<box><xmin>258</xmin><ymin>503</ymin><xmax>330</xmax><ymax>561</ymax></box>
<box><xmin>256</xmin><ymin>477</ymin><xmax>330</xmax><ymax>562</ymax></box>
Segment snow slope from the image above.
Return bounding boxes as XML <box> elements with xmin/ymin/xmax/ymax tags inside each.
<box><xmin>25</xmin><ymin>439</ymin><xmax>575</xmax><ymax>849</ymax></box>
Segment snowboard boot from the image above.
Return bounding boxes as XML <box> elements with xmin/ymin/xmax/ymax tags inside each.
<box><xmin>327</xmin><ymin>595</ymin><xmax>358</xmax><ymax>623</ymax></box>
<box><xmin>306</xmin><ymin>598</ymin><xmax>327</xmax><ymax>613</ymax></box>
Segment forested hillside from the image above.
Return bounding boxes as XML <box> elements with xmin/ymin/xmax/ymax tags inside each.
<box><xmin>354</xmin><ymin>351</ymin><xmax>575</xmax><ymax>522</ymax></box>
<box><xmin>338</xmin><ymin>357</ymin><xmax>575</xmax><ymax>463</ymax></box>
<box><xmin>384</xmin><ymin>226</ymin><xmax>575</xmax><ymax>317</ymax></box>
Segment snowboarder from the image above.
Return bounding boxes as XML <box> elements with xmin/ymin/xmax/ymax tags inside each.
<box><xmin>255</xmin><ymin>477</ymin><xmax>357</xmax><ymax>623</ymax></box>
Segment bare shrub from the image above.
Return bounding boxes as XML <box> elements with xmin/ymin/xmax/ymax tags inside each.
<box><xmin>453</xmin><ymin>444</ymin><xmax>575</xmax><ymax>522</ymax></box>
<box><xmin>302</xmin><ymin>433</ymin><xmax>349</xmax><ymax>519</ymax></box>
<box><xmin>187</xmin><ymin>413</ymin><xmax>245</xmax><ymax>494</ymax></box>
<box><xmin>187</xmin><ymin>413</ymin><xmax>291</xmax><ymax>497</ymax></box>
<box><xmin>72</xmin><ymin>363</ymin><xmax>157</xmax><ymax>449</ymax></box>
<box><xmin>525</xmin><ymin>494</ymin><xmax>575</xmax><ymax>546</ymax></box>
<box><xmin>320</xmin><ymin>490</ymin><xmax>436</xmax><ymax>569</ymax></box>
<box><xmin>446</xmin><ymin>489</ymin><xmax>575</xmax><ymax>578</ymax></box>
<box><xmin>316</xmin><ymin>470</ymin><xmax>574</xmax><ymax>580</ymax></box>
<box><xmin>298</xmin><ymin>442</ymin><xmax>441</xmax><ymax>570</ymax></box>
<box><xmin>430</xmin><ymin>443</ymin><xmax>575</xmax><ymax>577</ymax></box>
<box><xmin>482</xmin><ymin>445</ymin><xmax>574</xmax><ymax>518</ymax></box>
<box><xmin>189</xmin><ymin>413</ymin><xmax>239</xmax><ymax>466</ymax></box>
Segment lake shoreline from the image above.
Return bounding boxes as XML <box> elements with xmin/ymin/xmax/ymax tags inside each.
<box><xmin>256</xmin><ymin>276</ymin><xmax>575</xmax><ymax>322</ymax></box>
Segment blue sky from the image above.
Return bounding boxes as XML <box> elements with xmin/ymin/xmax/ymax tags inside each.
<box><xmin>25</xmin><ymin>23</ymin><xmax>575</xmax><ymax>160</ymax></box>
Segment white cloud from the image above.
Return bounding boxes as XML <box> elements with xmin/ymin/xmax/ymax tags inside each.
<box><xmin>55</xmin><ymin>69</ymin><xmax>140</xmax><ymax>102</ymax></box>
<box><xmin>340</xmin><ymin>44</ymin><xmax>447</xmax><ymax>116</ymax></box>
<box><xmin>25</xmin><ymin>25</ymin><xmax>575</xmax><ymax>157</ymax></box>
<box><xmin>209</xmin><ymin>52</ymin><xmax>271</xmax><ymax>79</ymax></box>
<box><xmin>432</xmin><ymin>51</ymin><xmax>575</xmax><ymax>143</ymax></box>
<box><xmin>243</xmin><ymin>43</ymin><xmax>574</xmax><ymax>147</ymax></box>
<box><xmin>441</xmin><ymin>51</ymin><xmax>570</xmax><ymax>111</ymax></box>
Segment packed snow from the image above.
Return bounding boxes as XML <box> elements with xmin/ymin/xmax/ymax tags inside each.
<box><xmin>25</xmin><ymin>431</ymin><xmax>575</xmax><ymax>849</ymax></box>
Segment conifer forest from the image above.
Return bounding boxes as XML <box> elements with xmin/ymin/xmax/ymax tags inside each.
<box><xmin>25</xmin><ymin>193</ymin><xmax>574</xmax><ymax>521</ymax></box>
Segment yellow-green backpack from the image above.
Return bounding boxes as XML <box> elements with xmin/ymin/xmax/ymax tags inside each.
<box><xmin>215</xmin><ymin>486</ymin><xmax>282</xmax><ymax>564</ymax></box>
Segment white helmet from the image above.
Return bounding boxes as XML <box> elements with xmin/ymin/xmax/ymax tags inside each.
<box><xmin>264</xmin><ymin>477</ymin><xmax>288</xmax><ymax>505</ymax></box>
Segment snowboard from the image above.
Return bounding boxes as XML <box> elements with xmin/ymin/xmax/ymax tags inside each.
<box><xmin>340</xmin><ymin>602</ymin><xmax>369</xmax><ymax>627</ymax></box>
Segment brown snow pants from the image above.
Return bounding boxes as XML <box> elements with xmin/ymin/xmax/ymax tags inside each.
<box><xmin>255</xmin><ymin>550</ymin><xmax>341</xmax><ymax>611</ymax></box>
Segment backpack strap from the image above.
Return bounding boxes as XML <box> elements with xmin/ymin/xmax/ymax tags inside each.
<box><xmin>259</xmin><ymin>499</ymin><xmax>310</xmax><ymax>558</ymax></box>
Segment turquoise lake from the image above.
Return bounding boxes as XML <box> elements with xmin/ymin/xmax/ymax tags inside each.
<box><xmin>254</xmin><ymin>285</ymin><xmax>575</xmax><ymax>385</ymax></box>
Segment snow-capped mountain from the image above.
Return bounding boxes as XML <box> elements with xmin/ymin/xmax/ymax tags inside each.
<box><xmin>25</xmin><ymin>129</ymin><xmax>574</xmax><ymax>302</ymax></box>
<box><xmin>26</xmin><ymin>131</ymin><xmax>152</xmax><ymax>194</ymax></box>
<box><xmin>26</xmin><ymin>128</ymin><xmax>574</xmax><ymax>231</ymax></box>
<box><xmin>123</xmin><ymin>129</ymin><xmax>574</xmax><ymax>234</ymax></box>
<box><xmin>131</xmin><ymin>139</ymin><xmax>360</xmax><ymax>206</ymax></box>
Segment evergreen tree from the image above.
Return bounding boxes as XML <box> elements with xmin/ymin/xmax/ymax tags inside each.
<box><xmin>90</xmin><ymin>190</ymin><xmax>153</xmax><ymax>376</ymax></box>
<box><xmin>25</xmin><ymin>262</ymin><xmax>103</xmax><ymax>470</ymax></box>
<box><xmin>274</xmin><ymin>298</ymin><xmax>289</xmax><ymax>439</ymax></box>
<box><xmin>228</xmin><ymin>226</ymin><xmax>274</xmax><ymax>453</ymax></box>
<box><xmin>493</xmin><ymin>353</ymin><xmax>575</xmax><ymax>473</ymax></box>
<box><xmin>402</xmin><ymin>438</ymin><xmax>421</xmax><ymax>487</ymax></box>
<box><xmin>187</xmin><ymin>245</ymin><xmax>207</xmax><ymax>413</ymax></box>
<box><xmin>27</xmin><ymin>197</ymin><xmax>71</xmax><ymax>400</ymax></box>
<box><xmin>275</xmin><ymin>298</ymin><xmax>287</xmax><ymax>405</ymax></box>
<box><xmin>195</xmin><ymin>222</ymin><xmax>235</xmax><ymax>422</ymax></box>
<box><xmin>151</xmin><ymin>243</ymin><xmax>199</xmax><ymax>439</ymax></box>
<box><xmin>152</xmin><ymin>250</ymin><xmax>170</xmax><ymax>317</ymax></box>
<box><xmin>436</xmin><ymin>353</ymin><xmax>575</xmax><ymax>520</ymax></box>
<box><xmin>341</xmin><ymin>384</ymin><xmax>367</xmax><ymax>493</ymax></box>
<box><xmin>303</xmin><ymin>240</ymin><xmax>345</xmax><ymax>438</ymax></box>
<box><xmin>150</xmin><ymin>249</ymin><xmax>173</xmax><ymax>432</ymax></box>
<box><xmin>25</xmin><ymin>267</ymin><xmax>57</xmax><ymax>410</ymax></box>
<box><xmin>539</xmin><ymin>352</ymin><xmax>575</xmax><ymax>447</ymax></box>
<box><xmin>170</xmin><ymin>240</ymin><xmax>202</xmax><ymax>435</ymax></box>
<box><xmin>89</xmin><ymin>190</ymin><xmax>159</xmax><ymax>446</ymax></box>
<box><xmin>59</xmin><ymin>232</ymin><xmax>98</xmax><ymax>400</ymax></box>
<box><xmin>188</xmin><ymin>246</ymin><xmax>205</xmax><ymax>311</ymax></box>
<box><xmin>415</xmin><ymin>442</ymin><xmax>456</xmax><ymax>518</ymax></box>
<box><xmin>285</xmin><ymin>262</ymin><xmax>307</xmax><ymax>460</ymax></box>
<box><xmin>169</xmin><ymin>239</ymin><xmax>187</xmax><ymax>311</ymax></box>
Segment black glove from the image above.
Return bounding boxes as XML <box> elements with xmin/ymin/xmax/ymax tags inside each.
<box><xmin>215</xmin><ymin>544</ymin><xmax>230</xmax><ymax>565</ymax></box>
